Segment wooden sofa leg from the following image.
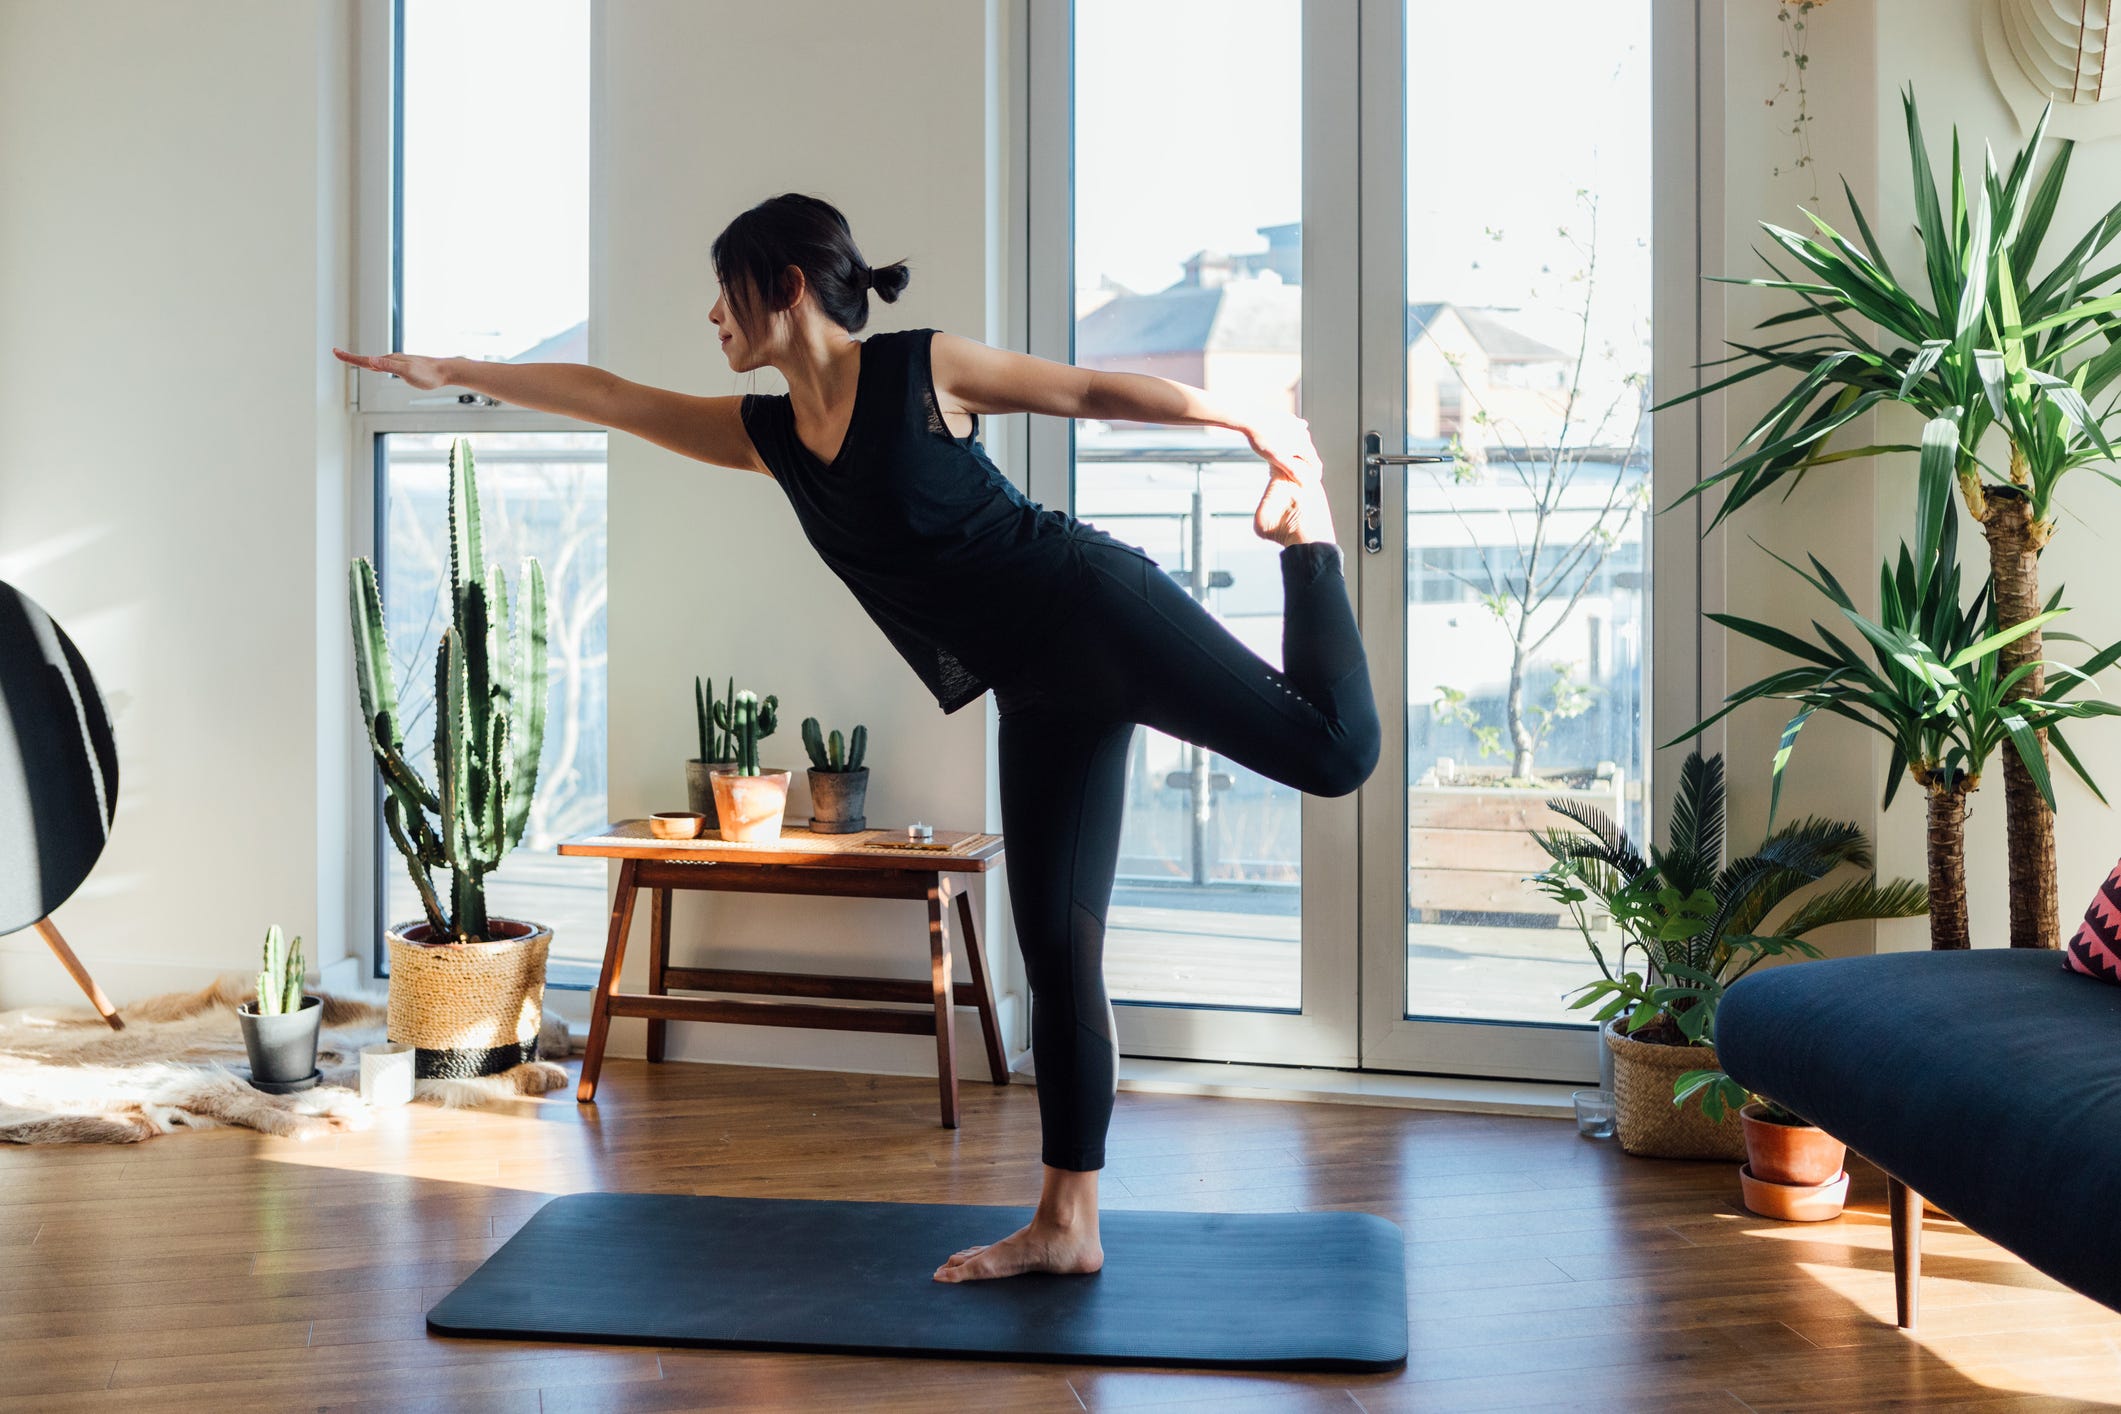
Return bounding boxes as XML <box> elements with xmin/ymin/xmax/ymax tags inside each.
<box><xmin>1887</xmin><ymin>1173</ymin><xmax>1921</xmax><ymax>1331</ymax></box>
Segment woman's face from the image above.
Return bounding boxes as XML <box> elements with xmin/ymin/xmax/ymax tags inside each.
<box><xmin>709</xmin><ymin>282</ymin><xmax>759</xmax><ymax>371</ymax></box>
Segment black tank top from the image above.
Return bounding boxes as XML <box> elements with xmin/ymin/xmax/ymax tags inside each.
<box><xmin>739</xmin><ymin>327</ymin><xmax>1157</xmax><ymax>714</ymax></box>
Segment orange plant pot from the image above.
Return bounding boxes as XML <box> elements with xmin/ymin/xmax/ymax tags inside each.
<box><xmin>708</xmin><ymin>767</ymin><xmax>793</xmax><ymax>842</ymax></box>
<box><xmin>1738</xmin><ymin>1164</ymin><xmax>1850</xmax><ymax>1222</ymax></box>
<box><xmin>1740</xmin><ymin>1102</ymin><xmax>1848</xmax><ymax>1187</ymax></box>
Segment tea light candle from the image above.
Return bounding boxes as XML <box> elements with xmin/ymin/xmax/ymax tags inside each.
<box><xmin>359</xmin><ymin>1041</ymin><xmax>415</xmax><ymax>1107</ymax></box>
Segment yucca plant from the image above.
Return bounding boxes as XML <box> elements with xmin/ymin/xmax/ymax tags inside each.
<box><xmin>1673</xmin><ymin>493</ymin><xmax>2121</xmax><ymax>949</ymax></box>
<box><xmin>350</xmin><ymin>438</ymin><xmax>548</xmax><ymax>943</ymax></box>
<box><xmin>1659</xmin><ymin>88</ymin><xmax>2121</xmax><ymax>949</ymax></box>
<box><xmin>1530</xmin><ymin>750</ymin><xmax>1925</xmax><ymax>1045</ymax></box>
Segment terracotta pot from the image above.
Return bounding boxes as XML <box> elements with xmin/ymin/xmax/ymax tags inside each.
<box><xmin>807</xmin><ymin>766</ymin><xmax>869</xmax><ymax>834</ymax></box>
<box><xmin>1741</xmin><ymin>1102</ymin><xmax>1847</xmax><ymax>1187</ymax></box>
<box><xmin>709</xmin><ymin>767</ymin><xmax>793</xmax><ymax>841</ymax></box>
<box><xmin>385</xmin><ymin>916</ymin><xmax>551</xmax><ymax>1080</ymax></box>
<box><xmin>686</xmin><ymin>758</ymin><xmax>734</xmax><ymax>827</ymax></box>
<box><xmin>1739</xmin><ymin>1163</ymin><xmax>1850</xmax><ymax>1222</ymax></box>
<box><xmin>1603</xmin><ymin>1019</ymin><xmax>1746</xmax><ymax>1161</ymax></box>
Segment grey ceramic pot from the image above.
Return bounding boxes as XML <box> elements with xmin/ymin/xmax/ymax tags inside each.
<box><xmin>686</xmin><ymin>758</ymin><xmax>733</xmax><ymax>828</ymax></box>
<box><xmin>808</xmin><ymin>766</ymin><xmax>870</xmax><ymax>833</ymax></box>
<box><xmin>237</xmin><ymin>994</ymin><xmax>323</xmax><ymax>1085</ymax></box>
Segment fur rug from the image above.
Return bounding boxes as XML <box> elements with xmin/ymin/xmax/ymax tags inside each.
<box><xmin>0</xmin><ymin>973</ymin><xmax>570</xmax><ymax>1144</ymax></box>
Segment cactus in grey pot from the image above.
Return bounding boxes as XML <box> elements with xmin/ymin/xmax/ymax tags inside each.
<box><xmin>350</xmin><ymin>437</ymin><xmax>548</xmax><ymax>943</ymax></box>
<box><xmin>802</xmin><ymin>717</ymin><xmax>868</xmax><ymax>771</ymax></box>
<box><xmin>712</xmin><ymin>690</ymin><xmax>778</xmax><ymax>775</ymax></box>
<box><xmin>255</xmin><ymin>924</ymin><xmax>304</xmax><ymax>1015</ymax></box>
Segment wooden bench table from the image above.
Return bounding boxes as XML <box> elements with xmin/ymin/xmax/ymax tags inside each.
<box><xmin>559</xmin><ymin>820</ymin><xmax>1010</xmax><ymax>1127</ymax></box>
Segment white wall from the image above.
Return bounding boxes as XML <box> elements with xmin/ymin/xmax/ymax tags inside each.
<box><xmin>0</xmin><ymin>0</ymin><xmax>355</xmax><ymax>1001</ymax></box>
<box><xmin>589</xmin><ymin>0</ymin><xmax>1026</xmax><ymax>1074</ymax></box>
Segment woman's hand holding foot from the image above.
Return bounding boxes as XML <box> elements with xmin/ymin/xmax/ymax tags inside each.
<box><xmin>1243</xmin><ymin>412</ymin><xmax>1336</xmax><ymax>547</ymax></box>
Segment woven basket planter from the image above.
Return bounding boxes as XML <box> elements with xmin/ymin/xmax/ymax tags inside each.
<box><xmin>386</xmin><ymin>918</ymin><xmax>551</xmax><ymax>1080</ymax></box>
<box><xmin>1604</xmin><ymin>1018</ymin><xmax>1745</xmax><ymax>1161</ymax></box>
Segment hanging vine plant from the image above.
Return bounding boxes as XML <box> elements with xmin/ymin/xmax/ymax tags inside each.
<box><xmin>1769</xmin><ymin>1</ymin><xmax>1830</xmax><ymax>201</ymax></box>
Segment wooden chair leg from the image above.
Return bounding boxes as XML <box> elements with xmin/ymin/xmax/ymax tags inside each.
<box><xmin>577</xmin><ymin>859</ymin><xmax>641</xmax><ymax>1104</ymax></box>
<box><xmin>1887</xmin><ymin>1172</ymin><xmax>1922</xmax><ymax>1331</ymax></box>
<box><xmin>927</xmin><ymin>875</ymin><xmax>960</xmax><ymax>1129</ymax></box>
<box><xmin>34</xmin><ymin>918</ymin><xmax>122</xmax><ymax>1030</ymax></box>
<box><xmin>954</xmin><ymin>886</ymin><xmax>1008</xmax><ymax>1085</ymax></box>
<box><xmin>645</xmin><ymin>887</ymin><xmax>671</xmax><ymax>1064</ymax></box>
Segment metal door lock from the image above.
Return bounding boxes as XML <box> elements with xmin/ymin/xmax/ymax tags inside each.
<box><xmin>1361</xmin><ymin>432</ymin><xmax>1452</xmax><ymax>553</ymax></box>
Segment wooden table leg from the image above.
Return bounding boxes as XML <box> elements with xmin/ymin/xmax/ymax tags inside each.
<box><xmin>927</xmin><ymin>874</ymin><xmax>960</xmax><ymax>1129</ymax></box>
<box><xmin>1887</xmin><ymin>1172</ymin><xmax>1922</xmax><ymax>1331</ymax></box>
<box><xmin>578</xmin><ymin>859</ymin><xmax>641</xmax><ymax>1103</ymax></box>
<box><xmin>646</xmin><ymin>887</ymin><xmax>671</xmax><ymax>1064</ymax></box>
<box><xmin>954</xmin><ymin>887</ymin><xmax>1008</xmax><ymax>1085</ymax></box>
<box><xmin>33</xmin><ymin>918</ymin><xmax>122</xmax><ymax>1030</ymax></box>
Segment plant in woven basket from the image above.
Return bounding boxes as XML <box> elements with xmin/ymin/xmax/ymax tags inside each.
<box><xmin>350</xmin><ymin>437</ymin><xmax>548</xmax><ymax>944</ymax></box>
<box><xmin>1530</xmin><ymin>750</ymin><xmax>1925</xmax><ymax>1052</ymax></box>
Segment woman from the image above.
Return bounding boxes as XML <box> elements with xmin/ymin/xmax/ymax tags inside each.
<box><xmin>334</xmin><ymin>192</ymin><xmax>1380</xmax><ymax>1284</ymax></box>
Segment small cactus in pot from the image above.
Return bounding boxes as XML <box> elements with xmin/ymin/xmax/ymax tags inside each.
<box><xmin>707</xmin><ymin>689</ymin><xmax>791</xmax><ymax>841</ymax></box>
<box><xmin>236</xmin><ymin>924</ymin><xmax>322</xmax><ymax>1090</ymax></box>
<box><xmin>802</xmin><ymin>717</ymin><xmax>870</xmax><ymax>834</ymax></box>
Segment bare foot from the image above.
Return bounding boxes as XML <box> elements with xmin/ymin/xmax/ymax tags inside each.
<box><xmin>932</xmin><ymin>1219</ymin><xmax>1104</xmax><ymax>1282</ymax></box>
<box><xmin>1254</xmin><ymin>472</ymin><xmax>1337</xmax><ymax>548</ymax></box>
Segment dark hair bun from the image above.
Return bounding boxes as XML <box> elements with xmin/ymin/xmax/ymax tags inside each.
<box><xmin>870</xmin><ymin>261</ymin><xmax>911</xmax><ymax>303</ymax></box>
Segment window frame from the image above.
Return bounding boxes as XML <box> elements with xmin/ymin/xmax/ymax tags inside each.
<box><xmin>350</xmin><ymin>0</ymin><xmax>609</xmax><ymax>980</ymax></box>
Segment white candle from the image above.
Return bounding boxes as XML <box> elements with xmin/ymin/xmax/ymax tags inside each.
<box><xmin>359</xmin><ymin>1041</ymin><xmax>415</xmax><ymax>1106</ymax></box>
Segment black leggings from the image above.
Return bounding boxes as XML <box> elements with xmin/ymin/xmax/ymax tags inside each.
<box><xmin>989</xmin><ymin>536</ymin><xmax>1381</xmax><ymax>1170</ymax></box>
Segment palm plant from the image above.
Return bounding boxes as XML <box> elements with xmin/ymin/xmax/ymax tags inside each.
<box><xmin>1659</xmin><ymin>88</ymin><xmax>2121</xmax><ymax>949</ymax></box>
<box><xmin>1673</xmin><ymin>493</ymin><xmax>2121</xmax><ymax>949</ymax></box>
<box><xmin>1530</xmin><ymin>750</ymin><xmax>1925</xmax><ymax>1045</ymax></box>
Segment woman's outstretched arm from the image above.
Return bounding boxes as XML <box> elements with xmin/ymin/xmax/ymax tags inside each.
<box><xmin>330</xmin><ymin>348</ymin><xmax>768</xmax><ymax>477</ymax></box>
<box><xmin>929</xmin><ymin>331</ymin><xmax>1322</xmax><ymax>484</ymax></box>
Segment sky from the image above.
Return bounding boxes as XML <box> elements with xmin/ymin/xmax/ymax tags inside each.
<box><xmin>398</xmin><ymin>0</ymin><xmax>1651</xmax><ymax>379</ymax></box>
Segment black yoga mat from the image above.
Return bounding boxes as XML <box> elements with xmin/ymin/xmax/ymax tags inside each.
<box><xmin>428</xmin><ymin>1193</ymin><xmax>1407</xmax><ymax>1371</ymax></box>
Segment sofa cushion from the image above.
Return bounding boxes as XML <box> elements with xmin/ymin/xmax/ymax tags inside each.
<box><xmin>1718</xmin><ymin>948</ymin><xmax>2121</xmax><ymax>1313</ymax></box>
<box><xmin>2064</xmin><ymin>858</ymin><xmax>2121</xmax><ymax>984</ymax></box>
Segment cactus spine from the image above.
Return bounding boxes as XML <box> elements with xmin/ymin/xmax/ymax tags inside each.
<box><xmin>801</xmin><ymin>718</ymin><xmax>867</xmax><ymax>771</ymax></box>
<box><xmin>350</xmin><ymin>438</ymin><xmax>548</xmax><ymax>943</ymax></box>
<box><xmin>256</xmin><ymin>924</ymin><xmax>304</xmax><ymax>1015</ymax></box>
<box><xmin>711</xmin><ymin>690</ymin><xmax>778</xmax><ymax>775</ymax></box>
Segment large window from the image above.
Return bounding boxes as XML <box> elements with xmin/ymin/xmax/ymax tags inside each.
<box><xmin>363</xmin><ymin>0</ymin><xmax>607</xmax><ymax>979</ymax></box>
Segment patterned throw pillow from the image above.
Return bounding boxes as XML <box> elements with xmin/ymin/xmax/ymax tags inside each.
<box><xmin>2065</xmin><ymin>859</ymin><xmax>2121</xmax><ymax>983</ymax></box>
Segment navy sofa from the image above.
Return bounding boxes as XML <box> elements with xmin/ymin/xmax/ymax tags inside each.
<box><xmin>1717</xmin><ymin>948</ymin><xmax>2121</xmax><ymax>1329</ymax></box>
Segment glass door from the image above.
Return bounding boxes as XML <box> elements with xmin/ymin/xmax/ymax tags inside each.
<box><xmin>1034</xmin><ymin>0</ymin><xmax>1364</xmax><ymax>1067</ymax></box>
<box><xmin>1031</xmin><ymin>0</ymin><xmax>1697</xmax><ymax>1076</ymax></box>
<box><xmin>1357</xmin><ymin>0</ymin><xmax>1698</xmax><ymax>1080</ymax></box>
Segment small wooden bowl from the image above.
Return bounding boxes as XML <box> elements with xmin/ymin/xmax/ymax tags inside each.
<box><xmin>649</xmin><ymin>811</ymin><xmax>706</xmax><ymax>840</ymax></box>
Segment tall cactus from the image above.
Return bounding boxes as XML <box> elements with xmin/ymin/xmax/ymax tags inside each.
<box><xmin>711</xmin><ymin>690</ymin><xmax>778</xmax><ymax>775</ymax></box>
<box><xmin>350</xmin><ymin>437</ymin><xmax>548</xmax><ymax>943</ymax></box>
<box><xmin>802</xmin><ymin>717</ymin><xmax>867</xmax><ymax>771</ymax></box>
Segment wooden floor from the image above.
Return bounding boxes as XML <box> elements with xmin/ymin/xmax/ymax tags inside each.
<box><xmin>4</xmin><ymin>1059</ymin><xmax>2119</xmax><ymax>1413</ymax></box>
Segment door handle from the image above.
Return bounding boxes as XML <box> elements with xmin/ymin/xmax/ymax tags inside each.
<box><xmin>1361</xmin><ymin>432</ymin><xmax>1452</xmax><ymax>554</ymax></box>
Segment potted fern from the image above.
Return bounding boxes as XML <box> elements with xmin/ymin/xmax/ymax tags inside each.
<box><xmin>236</xmin><ymin>924</ymin><xmax>321</xmax><ymax>1091</ymax></box>
<box><xmin>350</xmin><ymin>437</ymin><xmax>553</xmax><ymax>1080</ymax></box>
<box><xmin>687</xmin><ymin>674</ymin><xmax>739</xmax><ymax>828</ymax></box>
<box><xmin>708</xmin><ymin>689</ymin><xmax>789</xmax><ymax>841</ymax></box>
<box><xmin>802</xmin><ymin>716</ymin><xmax>869</xmax><ymax>833</ymax></box>
<box><xmin>1530</xmin><ymin>750</ymin><xmax>1925</xmax><ymax>1159</ymax></box>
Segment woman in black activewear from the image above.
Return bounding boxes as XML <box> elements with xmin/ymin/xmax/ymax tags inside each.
<box><xmin>333</xmin><ymin>192</ymin><xmax>1380</xmax><ymax>1285</ymax></box>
